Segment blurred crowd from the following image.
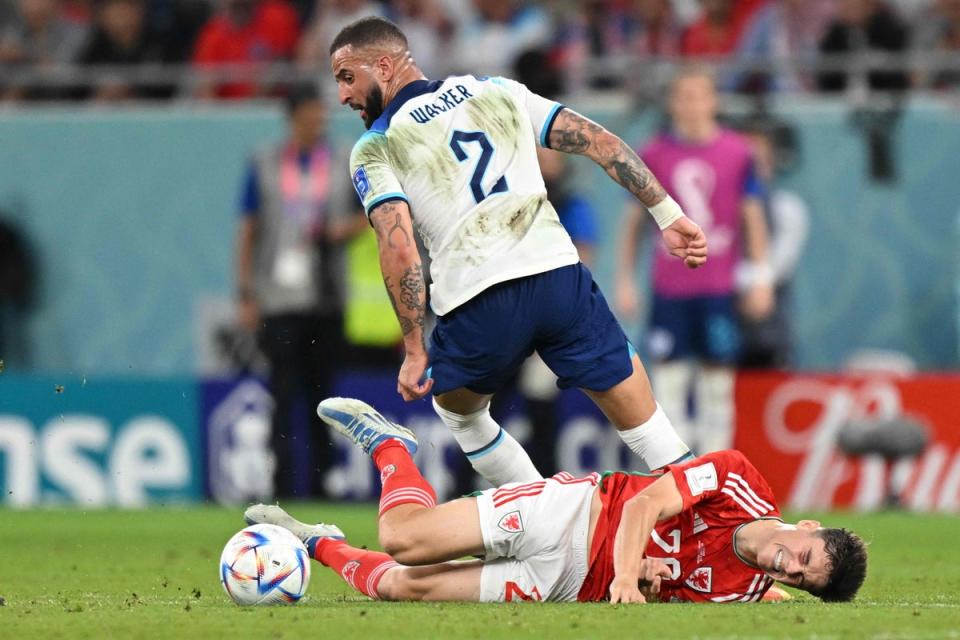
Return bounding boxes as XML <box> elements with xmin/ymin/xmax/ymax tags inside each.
<box><xmin>2</xmin><ymin>0</ymin><xmax>960</xmax><ymax>102</ymax></box>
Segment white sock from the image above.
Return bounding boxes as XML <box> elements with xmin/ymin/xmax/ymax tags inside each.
<box><xmin>652</xmin><ymin>360</ymin><xmax>695</xmax><ymax>450</ymax></box>
<box><xmin>694</xmin><ymin>367</ymin><xmax>735</xmax><ymax>453</ymax></box>
<box><xmin>432</xmin><ymin>398</ymin><xmax>542</xmax><ymax>485</ymax></box>
<box><xmin>618</xmin><ymin>403</ymin><xmax>691</xmax><ymax>470</ymax></box>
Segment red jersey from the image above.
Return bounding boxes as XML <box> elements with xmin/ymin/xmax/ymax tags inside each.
<box><xmin>577</xmin><ymin>450</ymin><xmax>781</xmax><ymax>603</ymax></box>
<box><xmin>192</xmin><ymin>0</ymin><xmax>300</xmax><ymax>98</ymax></box>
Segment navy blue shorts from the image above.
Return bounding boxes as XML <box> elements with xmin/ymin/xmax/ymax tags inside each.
<box><xmin>646</xmin><ymin>294</ymin><xmax>741</xmax><ymax>364</ymax></box>
<box><xmin>428</xmin><ymin>263</ymin><xmax>634</xmax><ymax>395</ymax></box>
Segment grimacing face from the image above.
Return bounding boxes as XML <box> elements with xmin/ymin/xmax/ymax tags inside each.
<box><xmin>756</xmin><ymin>520</ymin><xmax>831</xmax><ymax>594</ymax></box>
<box><xmin>331</xmin><ymin>46</ymin><xmax>387</xmax><ymax>130</ymax></box>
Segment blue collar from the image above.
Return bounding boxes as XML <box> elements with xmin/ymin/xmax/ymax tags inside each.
<box><xmin>370</xmin><ymin>78</ymin><xmax>444</xmax><ymax>133</ymax></box>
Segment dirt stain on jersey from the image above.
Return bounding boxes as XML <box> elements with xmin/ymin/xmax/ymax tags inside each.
<box><xmin>385</xmin><ymin>122</ymin><xmax>462</xmax><ymax>197</ymax></box>
<box><xmin>465</xmin><ymin>91</ymin><xmax>521</xmax><ymax>153</ymax></box>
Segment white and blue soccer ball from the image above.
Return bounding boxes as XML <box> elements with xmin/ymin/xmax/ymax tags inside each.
<box><xmin>219</xmin><ymin>523</ymin><xmax>311</xmax><ymax>606</ymax></box>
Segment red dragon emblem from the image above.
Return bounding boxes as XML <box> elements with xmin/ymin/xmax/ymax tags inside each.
<box><xmin>497</xmin><ymin>510</ymin><xmax>523</xmax><ymax>533</ymax></box>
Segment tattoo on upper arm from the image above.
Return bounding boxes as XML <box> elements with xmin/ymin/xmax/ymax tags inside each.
<box><xmin>548</xmin><ymin>108</ymin><xmax>601</xmax><ymax>154</ymax></box>
<box><xmin>548</xmin><ymin>108</ymin><xmax>667</xmax><ymax>207</ymax></box>
<box><xmin>370</xmin><ymin>201</ymin><xmax>412</xmax><ymax>250</ymax></box>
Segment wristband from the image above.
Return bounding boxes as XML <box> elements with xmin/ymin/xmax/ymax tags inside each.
<box><xmin>648</xmin><ymin>195</ymin><xmax>685</xmax><ymax>230</ymax></box>
<box><xmin>736</xmin><ymin>261</ymin><xmax>775</xmax><ymax>288</ymax></box>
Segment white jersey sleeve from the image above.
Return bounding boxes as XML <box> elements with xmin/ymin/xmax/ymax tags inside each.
<box><xmin>489</xmin><ymin>76</ymin><xmax>566</xmax><ymax>148</ymax></box>
<box><xmin>350</xmin><ymin>131</ymin><xmax>409</xmax><ymax>216</ymax></box>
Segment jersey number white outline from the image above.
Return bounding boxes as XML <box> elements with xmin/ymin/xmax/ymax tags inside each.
<box><xmin>648</xmin><ymin>528</ymin><xmax>681</xmax><ymax>580</ymax></box>
<box><xmin>449</xmin><ymin>130</ymin><xmax>508</xmax><ymax>204</ymax></box>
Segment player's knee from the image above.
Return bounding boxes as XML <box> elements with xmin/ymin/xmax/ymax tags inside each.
<box><xmin>379</xmin><ymin>526</ymin><xmax>422</xmax><ymax>564</ymax></box>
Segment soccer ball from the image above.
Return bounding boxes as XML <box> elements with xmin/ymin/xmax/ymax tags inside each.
<box><xmin>219</xmin><ymin>523</ymin><xmax>311</xmax><ymax>606</ymax></box>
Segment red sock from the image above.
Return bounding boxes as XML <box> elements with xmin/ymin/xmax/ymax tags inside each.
<box><xmin>372</xmin><ymin>439</ymin><xmax>437</xmax><ymax>517</ymax></box>
<box><xmin>314</xmin><ymin>539</ymin><xmax>399</xmax><ymax>600</ymax></box>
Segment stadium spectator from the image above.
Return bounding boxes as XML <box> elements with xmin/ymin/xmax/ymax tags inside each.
<box><xmin>191</xmin><ymin>0</ymin><xmax>300</xmax><ymax>99</ymax></box>
<box><xmin>76</xmin><ymin>0</ymin><xmax>173</xmax><ymax>100</ymax></box>
<box><xmin>298</xmin><ymin>0</ymin><xmax>385</xmax><ymax>69</ymax></box>
<box><xmin>734</xmin><ymin>0</ymin><xmax>837</xmax><ymax>92</ymax></box>
<box><xmin>736</xmin><ymin>118</ymin><xmax>809</xmax><ymax>368</ymax></box>
<box><xmin>0</xmin><ymin>0</ymin><xmax>87</xmax><ymax>100</ymax></box>
<box><xmin>911</xmin><ymin>0</ymin><xmax>960</xmax><ymax>89</ymax></box>
<box><xmin>384</xmin><ymin>0</ymin><xmax>463</xmax><ymax>79</ymax></box>
<box><xmin>817</xmin><ymin>0</ymin><xmax>910</xmax><ymax>93</ymax></box>
<box><xmin>147</xmin><ymin>0</ymin><xmax>212</xmax><ymax>64</ymax></box>
<box><xmin>144</xmin><ymin>0</ymin><xmax>215</xmax><ymax>64</ymax></box>
<box><xmin>558</xmin><ymin>0</ymin><xmax>684</xmax><ymax>92</ymax></box>
<box><xmin>450</xmin><ymin>0</ymin><xmax>552</xmax><ymax>77</ymax></box>
<box><xmin>234</xmin><ymin>84</ymin><xmax>366</xmax><ymax>498</ymax></box>
<box><xmin>680</xmin><ymin>0</ymin><xmax>766</xmax><ymax>58</ymax></box>
<box><xmin>616</xmin><ymin>67</ymin><xmax>773</xmax><ymax>455</ymax></box>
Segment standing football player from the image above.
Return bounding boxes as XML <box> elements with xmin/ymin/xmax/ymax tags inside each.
<box><xmin>327</xmin><ymin>16</ymin><xmax>708</xmax><ymax>485</ymax></box>
<box><xmin>247</xmin><ymin>397</ymin><xmax>868</xmax><ymax>604</ymax></box>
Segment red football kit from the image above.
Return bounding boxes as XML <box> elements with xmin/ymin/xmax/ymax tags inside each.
<box><xmin>578</xmin><ymin>450</ymin><xmax>781</xmax><ymax>602</ymax></box>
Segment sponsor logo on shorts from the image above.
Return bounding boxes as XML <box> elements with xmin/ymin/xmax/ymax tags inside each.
<box><xmin>685</xmin><ymin>566</ymin><xmax>713</xmax><ymax>593</ymax></box>
<box><xmin>497</xmin><ymin>510</ymin><xmax>523</xmax><ymax>534</ymax></box>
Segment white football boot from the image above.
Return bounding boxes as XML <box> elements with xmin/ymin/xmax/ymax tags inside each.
<box><xmin>244</xmin><ymin>504</ymin><xmax>345</xmax><ymax>546</ymax></box>
<box><xmin>317</xmin><ymin>397</ymin><xmax>418</xmax><ymax>455</ymax></box>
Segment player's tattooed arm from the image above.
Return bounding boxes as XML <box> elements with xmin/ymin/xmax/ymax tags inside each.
<box><xmin>370</xmin><ymin>201</ymin><xmax>427</xmax><ymax>347</ymax></box>
<box><xmin>548</xmin><ymin>108</ymin><xmax>668</xmax><ymax>208</ymax></box>
<box><xmin>383</xmin><ymin>265</ymin><xmax>426</xmax><ymax>337</ymax></box>
<box><xmin>371</xmin><ymin>200</ymin><xmax>413</xmax><ymax>249</ymax></box>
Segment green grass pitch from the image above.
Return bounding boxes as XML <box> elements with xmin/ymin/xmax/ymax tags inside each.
<box><xmin>2</xmin><ymin>505</ymin><xmax>958</xmax><ymax>639</ymax></box>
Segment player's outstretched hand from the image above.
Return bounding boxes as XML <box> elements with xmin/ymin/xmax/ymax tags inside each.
<box><xmin>662</xmin><ymin>216</ymin><xmax>708</xmax><ymax>269</ymax></box>
<box><xmin>397</xmin><ymin>350</ymin><xmax>433</xmax><ymax>402</ymax></box>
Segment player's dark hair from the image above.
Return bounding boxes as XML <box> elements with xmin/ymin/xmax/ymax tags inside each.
<box><xmin>329</xmin><ymin>16</ymin><xmax>408</xmax><ymax>56</ymax></box>
<box><xmin>812</xmin><ymin>528</ymin><xmax>867</xmax><ymax>602</ymax></box>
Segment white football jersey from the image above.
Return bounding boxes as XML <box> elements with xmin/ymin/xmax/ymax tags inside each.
<box><xmin>349</xmin><ymin>75</ymin><xmax>579</xmax><ymax>315</ymax></box>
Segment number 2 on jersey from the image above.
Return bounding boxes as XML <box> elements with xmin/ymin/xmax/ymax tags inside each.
<box><xmin>449</xmin><ymin>130</ymin><xmax>508</xmax><ymax>204</ymax></box>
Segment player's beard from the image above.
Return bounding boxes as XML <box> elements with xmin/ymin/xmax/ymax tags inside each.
<box><xmin>362</xmin><ymin>84</ymin><xmax>385</xmax><ymax>129</ymax></box>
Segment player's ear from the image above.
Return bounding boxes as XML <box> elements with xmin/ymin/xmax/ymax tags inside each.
<box><xmin>376</xmin><ymin>54</ymin><xmax>394</xmax><ymax>81</ymax></box>
<box><xmin>797</xmin><ymin>519</ymin><xmax>820</xmax><ymax>531</ymax></box>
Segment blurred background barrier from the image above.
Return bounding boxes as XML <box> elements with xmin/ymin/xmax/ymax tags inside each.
<box><xmin>0</xmin><ymin>99</ymin><xmax>958</xmax><ymax>375</ymax></box>
<box><xmin>735</xmin><ymin>371</ymin><xmax>960</xmax><ymax>512</ymax></box>
<box><xmin>2</xmin><ymin>369</ymin><xmax>958</xmax><ymax>511</ymax></box>
<box><xmin>0</xmin><ymin>375</ymin><xmax>201</xmax><ymax>506</ymax></box>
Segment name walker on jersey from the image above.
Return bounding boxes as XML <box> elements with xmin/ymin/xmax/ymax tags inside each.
<box><xmin>409</xmin><ymin>85</ymin><xmax>474</xmax><ymax>125</ymax></box>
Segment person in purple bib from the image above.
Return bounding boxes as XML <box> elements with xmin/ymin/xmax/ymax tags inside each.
<box><xmin>617</xmin><ymin>67</ymin><xmax>774</xmax><ymax>456</ymax></box>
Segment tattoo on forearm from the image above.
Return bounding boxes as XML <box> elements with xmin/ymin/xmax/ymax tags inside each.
<box><xmin>383</xmin><ymin>264</ymin><xmax>426</xmax><ymax>337</ymax></box>
<box><xmin>549</xmin><ymin>109</ymin><xmax>667</xmax><ymax>207</ymax></box>
<box><xmin>370</xmin><ymin>201</ymin><xmax>412</xmax><ymax>249</ymax></box>
<box><xmin>399</xmin><ymin>264</ymin><xmax>425</xmax><ymax>311</ymax></box>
